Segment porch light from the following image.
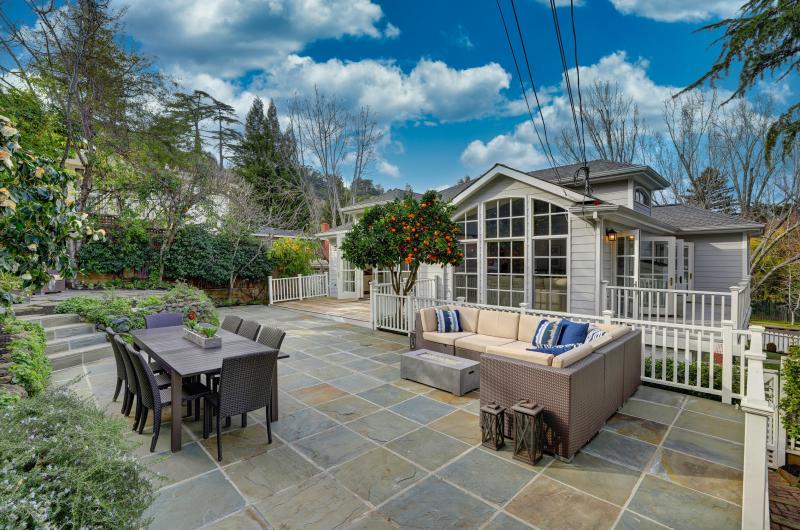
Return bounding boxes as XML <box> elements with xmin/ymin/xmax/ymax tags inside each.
<box><xmin>605</xmin><ymin>229</ymin><xmax>617</xmax><ymax>242</ymax></box>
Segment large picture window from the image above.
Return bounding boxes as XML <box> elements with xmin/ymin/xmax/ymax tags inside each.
<box><xmin>485</xmin><ymin>198</ymin><xmax>525</xmax><ymax>307</ymax></box>
<box><xmin>531</xmin><ymin>200</ymin><xmax>568</xmax><ymax>312</ymax></box>
<box><xmin>454</xmin><ymin>208</ymin><xmax>478</xmax><ymax>302</ymax></box>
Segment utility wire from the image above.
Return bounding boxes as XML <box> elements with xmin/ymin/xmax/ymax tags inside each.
<box><xmin>509</xmin><ymin>0</ymin><xmax>560</xmax><ymax>179</ymax></box>
<box><xmin>495</xmin><ymin>0</ymin><xmax>560</xmax><ymax>177</ymax></box>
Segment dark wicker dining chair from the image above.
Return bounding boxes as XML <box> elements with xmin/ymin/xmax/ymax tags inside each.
<box><xmin>127</xmin><ymin>344</ymin><xmax>210</xmax><ymax>452</ymax></box>
<box><xmin>221</xmin><ymin>315</ymin><xmax>243</xmax><ymax>334</ymax></box>
<box><xmin>113</xmin><ymin>334</ymin><xmax>170</xmax><ymax>430</ymax></box>
<box><xmin>204</xmin><ymin>350</ymin><xmax>278</xmax><ymax>461</ymax></box>
<box><xmin>256</xmin><ymin>326</ymin><xmax>286</xmax><ymax>351</ymax></box>
<box><xmin>144</xmin><ymin>312</ymin><xmax>183</xmax><ymax>329</ymax></box>
<box><xmin>105</xmin><ymin>329</ymin><xmax>127</xmax><ymax>403</ymax></box>
<box><xmin>236</xmin><ymin>320</ymin><xmax>261</xmax><ymax>341</ymax></box>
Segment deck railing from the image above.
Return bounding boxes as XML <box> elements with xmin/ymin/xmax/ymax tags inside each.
<box><xmin>268</xmin><ymin>273</ymin><xmax>329</xmax><ymax>304</ymax></box>
<box><xmin>602</xmin><ymin>281</ymin><xmax>752</xmax><ymax>329</ymax></box>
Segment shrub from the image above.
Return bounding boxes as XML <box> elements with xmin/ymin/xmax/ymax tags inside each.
<box><xmin>268</xmin><ymin>237</ymin><xmax>318</xmax><ymax>278</ymax></box>
<box><xmin>0</xmin><ymin>387</ymin><xmax>154</xmax><ymax>529</ymax></box>
<box><xmin>780</xmin><ymin>345</ymin><xmax>800</xmax><ymax>439</ymax></box>
<box><xmin>3</xmin><ymin>318</ymin><xmax>50</xmax><ymax>398</ymax></box>
<box><xmin>55</xmin><ymin>283</ymin><xmax>218</xmax><ymax>331</ymax></box>
<box><xmin>644</xmin><ymin>357</ymin><xmax>742</xmax><ymax>397</ymax></box>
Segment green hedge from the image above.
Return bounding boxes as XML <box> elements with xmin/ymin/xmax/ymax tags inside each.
<box><xmin>3</xmin><ymin>319</ymin><xmax>51</xmax><ymax>399</ymax></box>
<box><xmin>77</xmin><ymin>219</ymin><xmax>154</xmax><ymax>276</ymax></box>
<box><xmin>644</xmin><ymin>357</ymin><xmax>742</xmax><ymax>397</ymax></box>
<box><xmin>55</xmin><ymin>282</ymin><xmax>218</xmax><ymax>332</ymax></box>
<box><xmin>0</xmin><ymin>387</ymin><xmax>154</xmax><ymax>528</ymax></box>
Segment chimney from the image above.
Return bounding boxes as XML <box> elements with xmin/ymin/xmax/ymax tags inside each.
<box><xmin>320</xmin><ymin>223</ymin><xmax>330</xmax><ymax>260</ymax></box>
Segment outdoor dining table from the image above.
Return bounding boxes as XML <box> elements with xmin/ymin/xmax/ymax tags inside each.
<box><xmin>130</xmin><ymin>325</ymin><xmax>289</xmax><ymax>452</ymax></box>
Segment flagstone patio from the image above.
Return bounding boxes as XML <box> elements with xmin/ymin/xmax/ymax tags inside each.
<box><xmin>54</xmin><ymin>304</ymin><xmax>745</xmax><ymax>530</ymax></box>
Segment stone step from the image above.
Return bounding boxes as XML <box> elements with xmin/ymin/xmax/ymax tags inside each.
<box><xmin>19</xmin><ymin>312</ymin><xmax>81</xmax><ymax>328</ymax></box>
<box><xmin>12</xmin><ymin>304</ymin><xmax>55</xmax><ymax>317</ymax></box>
<box><xmin>49</xmin><ymin>342</ymin><xmax>112</xmax><ymax>371</ymax></box>
<box><xmin>45</xmin><ymin>322</ymin><xmax>96</xmax><ymax>341</ymax></box>
<box><xmin>46</xmin><ymin>332</ymin><xmax>107</xmax><ymax>355</ymax></box>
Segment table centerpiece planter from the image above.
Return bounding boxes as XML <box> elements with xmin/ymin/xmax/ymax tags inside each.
<box><xmin>183</xmin><ymin>322</ymin><xmax>221</xmax><ymax>349</ymax></box>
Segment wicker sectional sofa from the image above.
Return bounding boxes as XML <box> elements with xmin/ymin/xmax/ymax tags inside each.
<box><xmin>414</xmin><ymin>305</ymin><xmax>641</xmax><ymax>460</ymax></box>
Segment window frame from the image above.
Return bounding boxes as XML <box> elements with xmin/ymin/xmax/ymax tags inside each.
<box><xmin>454</xmin><ymin>208</ymin><xmax>479</xmax><ymax>303</ymax></box>
<box><xmin>530</xmin><ymin>199</ymin><xmax>569</xmax><ymax>313</ymax></box>
<box><xmin>483</xmin><ymin>198</ymin><xmax>527</xmax><ymax>308</ymax></box>
<box><xmin>634</xmin><ymin>187</ymin><xmax>651</xmax><ymax>207</ymax></box>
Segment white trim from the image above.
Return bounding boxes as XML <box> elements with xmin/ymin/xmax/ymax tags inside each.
<box><xmin>451</xmin><ymin>163</ymin><xmax>589</xmax><ymax>207</ymax></box>
<box><xmin>595</xmin><ymin>216</ymin><xmax>603</xmax><ymax>315</ymax></box>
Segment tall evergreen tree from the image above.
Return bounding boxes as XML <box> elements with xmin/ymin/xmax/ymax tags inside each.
<box><xmin>683</xmin><ymin>167</ymin><xmax>734</xmax><ymax>213</ymax></box>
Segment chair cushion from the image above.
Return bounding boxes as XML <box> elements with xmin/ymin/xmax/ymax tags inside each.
<box><xmin>419</xmin><ymin>307</ymin><xmax>438</xmax><ymax>332</ymax></box>
<box><xmin>435</xmin><ymin>308</ymin><xmax>462</xmax><ymax>332</ymax></box>
<box><xmin>588</xmin><ymin>332</ymin><xmax>616</xmax><ymax>349</ymax></box>
<box><xmin>556</xmin><ymin>320</ymin><xmax>590</xmax><ymax>345</ymax></box>
<box><xmin>531</xmin><ymin>319</ymin><xmax>560</xmax><ymax>347</ymax></box>
<box><xmin>455</xmin><ymin>334</ymin><xmax>515</xmax><ymax>353</ymax></box>
<box><xmin>422</xmin><ymin>331</ymin><xmax>475</xmax><ymax>346</ymax></box>
<box><xmin>486</xmin><ymin>341</ymin><xmax>554</xmax><ymax>366</ymax></box>
<box><xmin>476</xmin><ymin>310</ymin><xmax>520</xmax><ymax>340</ymax></box>
<box><xmin>454</xmin><ymin>306</ymin><xmax>480</xmax><ymax>333</ymax></box>
<box><xmin>552</xmin><ymin>343</ymin><xmax>595</xmax><ymax>368</ymax></box>
<box><xmin>531</xmin><ymin>343</ymin><xmax>581</xmax><ymax>355</ymax></box>
<box><xmin>594</xmin><ymin>323</ymin><xmax>631</xmax><ymax>339</ymax></box>
<box><xmin>517</xmin><ymin>314</ymin><xmax>544</xmax><ymax>343</ymax></box>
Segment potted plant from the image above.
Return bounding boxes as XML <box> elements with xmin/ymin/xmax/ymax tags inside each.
<box><xmin>182</xmin><ymin>312</ymin><xmax>221</xmax><ymax>348</ymax></box>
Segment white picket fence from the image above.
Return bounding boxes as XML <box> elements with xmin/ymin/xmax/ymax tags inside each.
<box><xmin>268</xmin><ymin>273</ymin><xmax>329</xmax><ymax>304</ymax></box>
<box><xmin>764</xmin><ymin>329</ymin><xmax>800</xmax><ymax>354</ymax></box>
<box><xmin>602</xmin><ymin>279</ymin><xmax>751</xmax><ymax>330</ymax></box>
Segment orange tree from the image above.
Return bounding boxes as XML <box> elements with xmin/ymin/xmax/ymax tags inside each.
<box><xmin>341</xmin><ymin>190</ymin><xmax>463</xmax><ymax>295</ymax></box>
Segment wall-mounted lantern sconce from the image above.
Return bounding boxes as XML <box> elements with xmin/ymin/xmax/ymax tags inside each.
<box><xmin>605</xmin><ymin>229</ymin><xmax>617</xmax><ymax>242</ymax></box>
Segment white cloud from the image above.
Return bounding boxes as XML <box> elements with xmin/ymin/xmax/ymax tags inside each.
<box><xmin>460</xmin><ymin>121</ymin><xmax>549</xmax><ymax>171</ymax></box>
<box><xmin>533</xmin><ymin>0</ymin><xmax>586</xmax><ymax>7</ymax></box>
<box><xmin>758</xmin><ymin>79</ymin><xmax>793</xmax><ymax>105</ymax></box>
<box><xmin>378</xmin><ymin>160</ymin><xmax>401</xmax><ymax>178</ymax></box>
<box><xmin>116</xmin><ymin>0</ymin><xmax>389</xmax><ymax>77</ymax></box>
<box><xmin>384</xmin><ymin>23</ymin><xmax>401</xmax><ymax>39</ymax></box>
<box><xmin>261</xmin><ymin>56</ymin><xmax>511</xmax><ymax>124</ymax></box>
<box><xmin>609</xmin><ymin>0</ymin><xmax>742</xmax><ymax>22</ymax></box>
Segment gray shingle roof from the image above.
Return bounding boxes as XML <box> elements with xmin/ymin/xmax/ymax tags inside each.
<box><xmin>253</xmin><ymin>226</ymin><xmax>305</xmax><ymax>237</ymax></box>
<box><xmin>527</xmin><ymin>159</ymin><xmax>638</xmax><ymax>183</ymax></box>
<box><xmin>650</xmin><ymin>204</ymin><xmax>763</xmax><ymax>231</ymax></box>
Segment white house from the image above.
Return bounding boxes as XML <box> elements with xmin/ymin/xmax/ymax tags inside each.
<box><xmin>317</xmin><ymin>160</ymin><xmax>762</xmax><ymax>320</ymax></box>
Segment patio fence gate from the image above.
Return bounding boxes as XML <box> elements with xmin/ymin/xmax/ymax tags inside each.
<box><xmin>268</xmin><ymin>273</ymin><xmax>329</xmax><ymax>304</ymax></box>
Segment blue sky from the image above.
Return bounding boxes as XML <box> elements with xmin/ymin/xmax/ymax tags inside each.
<box><xmin>6</xmin><ymin>0</ymin><xmax>796</xmax><ymax>191</ymax></box>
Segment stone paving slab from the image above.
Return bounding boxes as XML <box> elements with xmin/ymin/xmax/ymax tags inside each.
<box><xmin>54</xmin><ymin>304</ymin><xmax>745</xmax><ymax>530</ymax></box>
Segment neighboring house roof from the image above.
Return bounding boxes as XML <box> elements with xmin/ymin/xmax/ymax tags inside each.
<box><xmin>315</xmin><ymin>221</ymin><xmax>355</xmax><ymax>238</ymax></box>
<box><xmin>650</xmin><ymin>204</ymin><xmax>763</xmax><ymax>233</ymax></box>
<box><xmin>527</xmin><ymin>159</ymin><xmax>670</xmax><ymax>190</ymax></box>
<box><xmin>252</xmin><ymin>226</ymin><xmax>306</xmax><ymax>238</ymax></box>
<box><xmin>340</xmin><ymin>188</ymin><xmax>420</xmax><ymax>213</ymax></box>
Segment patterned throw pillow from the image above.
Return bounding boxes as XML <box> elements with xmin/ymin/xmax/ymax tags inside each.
<box><xmin>435</xmin><ymin>308</ymin><xmax>462</xmax><ymax>333</ymax></box>
<box><xmin>531</xmin><ymin>319</ymin><xmax>558</xmax><ymax>348</ymax></box>
<box><xmin>584</xmin><ymin>326</ymin><xmax>608</xmax><ymax>344</ymax></box>
<box><xmin>556</xmin><ymin>319</ymin><xmax>590</xmax><ymax>345</ymax></box>
<box><xmin>529</xmin><ymin>343</ymin><xmax>579</xmax><ymax>355</ymax></box>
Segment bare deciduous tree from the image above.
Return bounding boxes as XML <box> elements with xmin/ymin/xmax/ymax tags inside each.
<box><xmin>559</xmin><ymin>81</ymin><xmax>648</xmax><ymax>166</ymax></box>
<box><xmin>349</xmin><ymin>106</ymin><xmax>383</xmax><ymax>205</ymax></box>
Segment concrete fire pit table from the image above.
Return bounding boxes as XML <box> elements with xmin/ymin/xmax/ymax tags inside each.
<box><xmin>400</xmin><ymin>349</ymin><xmax>480</xmax><ymax>396</ymax></box>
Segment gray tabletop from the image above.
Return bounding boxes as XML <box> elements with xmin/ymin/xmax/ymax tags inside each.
<box><xmin>131</xmin><ymin>326</ymin><xmax>286</xmax><ymax>377</ymax></box>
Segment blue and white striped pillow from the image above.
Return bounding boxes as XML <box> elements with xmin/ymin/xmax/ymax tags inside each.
<box><xmin>531</xmin><ymin>319</ymin><xmax>558</xmax><ymax>348</ymax></box>
<box><xmin>435</xmin><ymin>308</ymin><xmax>462</xmax><ymax>333</ymax></box>
<box><xmin>584</xmin><ymin>326</ymin><xmax>608</xmax><ymax>344</ymax></box>
<box><xmin>530</xmin><ymin>343</ymin><xmax>579</xmax><ymax>355</ymax></box>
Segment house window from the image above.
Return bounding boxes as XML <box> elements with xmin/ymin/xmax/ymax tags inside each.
<box><xmin>531</xmin><ymin>200</ymin><xmax>568</xmax><ymax>312</ymax></box>
<box><xmin>634</xmin><ymin>187</ymin><xmax>651</xmax><ymax>206</ymax></box>
<box><xmin>485</xmin><ymin>198</ymin><xmax>525</xmax><ymax>307</ymax></box>
<box><xmin>454</xmin><ymin>208</ymin><xmax>478</xmax><ymax>302</ymax></box>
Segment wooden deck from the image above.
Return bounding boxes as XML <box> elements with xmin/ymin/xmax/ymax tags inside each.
<box><xmin>277</xmin><ymin>296</ymin><xmax>371</xmax><ymax>323</ymax></box>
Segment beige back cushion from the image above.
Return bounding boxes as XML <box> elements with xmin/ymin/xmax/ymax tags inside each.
<box><xmin>477</xmin><ymin>309</ymin><xmax>520</xmax><ymax>340</ymax></box>
<box><xmin>594</xmin><ymin>323</ymin><xmax>630</xmax><ymax>339</ymax></box>
<box><xmin>552</xmin><ymin>343</ymin><xmax>595</xmax><ymax>368</ymax></box>
<box><xmin>454</xmin><ymin>306</ymin><xmax>480</xmax><ymax>333</ymax></box>
<box><xmin>588</xmin><ymin>332</ymin><xmax>615</xmax><ymax>349</ymax></box>
<box><xmin>517</xmin><ymin>314</ymin><xmax>544</xmax><ymax>343</ymax></box>
<box><xmin>419</xmin><ymin>307</ymin><xmax>438</xmax><ymax>332</ymax></box>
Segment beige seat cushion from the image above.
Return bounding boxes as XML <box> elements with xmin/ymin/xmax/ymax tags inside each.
<box><xmin>452</xmin><ymin>305</ymin><xmax>480</xmax><ymax>333</ymax></box>
<box><xmin>588</xmin><ymin>332</ymin><xmax>616</xmax><ymax>349</ymax></box>
<box><xmin>486</xmin><ymin>340</ymin><xmax>553</xmax><ymax>366</ymax></box>
<box><xmin>476</xmin><ymin>310</ymin><xmax>520</xmax><ymax>340</ymax></box>
<box><xmin>454</xmin><ymin>334</ymin><xmax>515</xmax><ymax>353</ymax></box>
<box><xmin>517</xmin><ymin>314</ymin><xmax>545</xmax><ymax>343</ymax></box>
<box><xmin>419</xmin><ymin>307</ymin><xmax>442</xmax><ymax>332</ymax></box>
<box><xmin>593</xmin><ymin>323</ymin><xmax>630</xmax><ymax>339</ymax></box>
<box><xmin>552</xmin><ymin>343</ymin><xmax>595</xmax><ymax>368</ymax></box>
<box><xmin>422</xmin><ymin>331</ymin><xmax>475</xmax><ymax>346</ymax></box>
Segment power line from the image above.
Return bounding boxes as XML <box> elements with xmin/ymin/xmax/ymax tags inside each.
<box><xmin>508</xmin><ymin>0</ymin><xmax>560</xmax><ymax>179</ymax></box>
<box><xmin>569</xmin><ymin>0</ymin><xmax>587</xmax><ymax>170</ymax></box>
<box><xmin>495</xmin><ymin>0</ymin><xmax>561</xmax><ymax>178</ymax></box>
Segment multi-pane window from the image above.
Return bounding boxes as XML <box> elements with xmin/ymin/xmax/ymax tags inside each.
<box><xmin>485</xmin><ymin>198</ymin><xmax>525</xmax><ymax>307</ymax></box>
<box><xmin>531</xmin><ymin>200</ymin><xmax>568</xmax><ymax>312</ymax></box>
<box><xmin>454</xmin><ymin>209</ymin><xmax>478</xmax><ymax>302</ymax></box>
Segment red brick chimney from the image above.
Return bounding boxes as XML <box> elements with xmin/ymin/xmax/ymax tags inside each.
<box><xmin>320</xmin><ymin>223</ymin><xmax>330</xmax><ymax>259</ymax></box>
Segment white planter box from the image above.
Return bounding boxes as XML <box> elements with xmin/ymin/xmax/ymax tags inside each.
<box><xmin>183</xmin><ymin>328</ymin><xmax>221</xmax><ymax>349</ymax></box>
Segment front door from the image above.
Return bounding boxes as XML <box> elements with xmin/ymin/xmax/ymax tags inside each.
<box><xmin>675</xmin><ymin>240</ymin><xmax>695</xmax><ymax>290</ymax></box>
<box><xmin>613</xmin><ymin>231</ymin><xmax>639</xmax><ymax>317</ymax></box>
<box><xmin>339</xmin><ymin>259</ymin><xmax>361</xmax><ymax>299</ymax></box>
<box><xmin>640</xmin><ymin>236</ymin><xmax>676</xmax><ymax>316</ymax></box>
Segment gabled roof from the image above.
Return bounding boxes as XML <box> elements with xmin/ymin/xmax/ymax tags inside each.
<box><xmin>650</xmin><ymin>204</ymin><xmax>763</xmax><ymax>233</ymax></box>
<box><xmin>340</xmin><ymin>189</ymin><xmax>420</xmax><ymax>213</ymax></box>
<box><xmin>528</xmin><ymin>159</ymin><xmax>670</xmax><ymax>190</ymax></box>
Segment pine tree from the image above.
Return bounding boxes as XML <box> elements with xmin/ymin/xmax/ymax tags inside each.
<box><xmin>684</xmin><ymin>167</ymin><xmax>734</xmax><ymax>213</ymax></box>
<box><xmin>233</xmin><ymin>97</ymin><xmax>278</xmax><ymax>203</ymax></box>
